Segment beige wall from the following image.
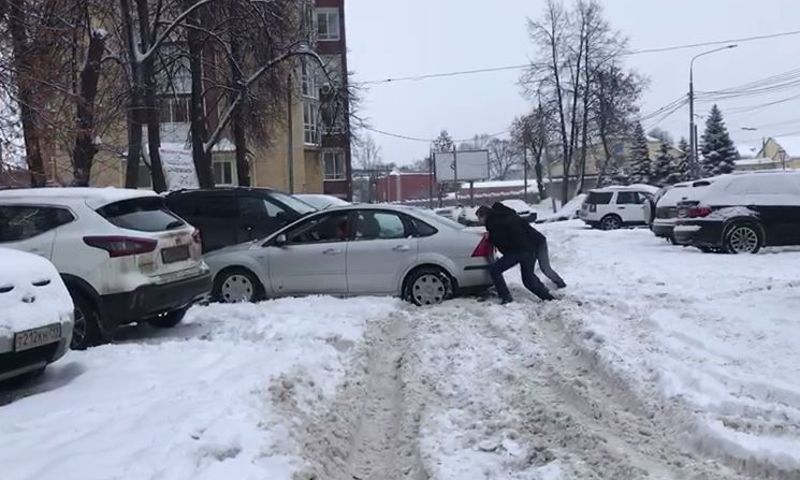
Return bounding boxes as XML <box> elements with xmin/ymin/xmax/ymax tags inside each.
<box><xmin>251</xmin><ymin>97</ymin><xmax>323</xmax><ymax>194</ymax></box>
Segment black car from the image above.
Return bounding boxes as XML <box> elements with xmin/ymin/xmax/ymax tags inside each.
<box><xmin>673</xmin><ymin>172</ymin><xmax>800</xmax><ymax>254</ymax></box>
<box><xmin>165</xmin><ymin>188</ymin><xmax>316</xmax><ymax>252</ymax></box>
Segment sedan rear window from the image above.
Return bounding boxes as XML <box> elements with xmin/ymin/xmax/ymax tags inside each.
<box><xmin>97</xmin><ymin>197</ymin><xmax>185</xmax><ymax>232</ymax></box>
<box><xmin>586</xmin><ymin>192</ymin><xmax>613</xmax><ymax>205</ymax></box>
<box><xmin>413</xmin><ymin>208</ymin><xmax>465</xmax><ymax>230</ymax></box>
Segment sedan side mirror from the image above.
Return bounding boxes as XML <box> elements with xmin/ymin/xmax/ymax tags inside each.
<box><xmin>273</xmin><ymin>234</ymin><xmax>288</xmax><ymax>247</ymax></box>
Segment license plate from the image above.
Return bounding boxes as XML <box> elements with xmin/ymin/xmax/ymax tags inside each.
<box><xmin>14</xmin><ymin>324</ymin><xmax>62</xmax><ymax>352</ymax></box>
<box><xmin>161</xmin><ymin>245</ymin><xmax>190</xmax><ymax>264</ymax></box>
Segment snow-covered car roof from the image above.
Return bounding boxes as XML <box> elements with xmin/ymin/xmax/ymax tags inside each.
<box><xmin>0</xmin><ymin>187</ymin><xmax>158</xmax><ymax>209</ymax></box>
<box><xmin>0</xmin><ymin>248</ymin><xmax>73</xmax><ymax>334</ymax></box>
<box><xmin>501</xmin><ymin>199</ymin><xmax>531</xmax><ymax>213</ymax></box>
<box><xmin>589</xmin><ymin>184</ymin><xmax>658</xmax><ymax>194</ymax></box>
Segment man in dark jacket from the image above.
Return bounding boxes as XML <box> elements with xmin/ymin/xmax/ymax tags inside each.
<box><xmin>477</xmin><ymin>202</ymin><xmax>565</xmax><ymax>303</ymax></box>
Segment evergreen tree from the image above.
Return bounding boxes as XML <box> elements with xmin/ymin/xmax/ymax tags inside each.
<box><xmin>700</xmin><ymin>105</ymin><xmax>738</xmax><ymax>176</ymax></box>
<box><xmin>651</xmin><ymin>142</ymin><xmax>676</xmax><ymax>187</ymax></box>
<box><xmin>676</xmin><ymin>137</ymin><xmax>692</xmax><ymax>181</ymax></box>
<box><xmin>432</xmin><ymin>130</ymin><xmax>455</xmax><ymax>152</ymax></box>
<box><xmin>627</xmin><ymin>122</ymin><xmax>651</xmax><ymax>184</ymax></box>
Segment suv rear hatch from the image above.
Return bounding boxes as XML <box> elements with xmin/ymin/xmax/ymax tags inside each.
<box><xmin>582</xmin><ymin>191</ymin><xmax>614</xmax><ymax>214</ymax></box>
<box><xmin>92</xmin><ymin>196</ymin><xmax>203</xmax><ymax>283</ymax></box>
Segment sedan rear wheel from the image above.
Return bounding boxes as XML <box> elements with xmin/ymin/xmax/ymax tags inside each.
<box><xmin>405</xmin><ymin>268</ymin><xmax>452</xmax><ymax>306</ymax></box>
<box><xmin>725</xmin><ymin>224</ymin><xmax>763</xmax><ymax>254</ymax></box>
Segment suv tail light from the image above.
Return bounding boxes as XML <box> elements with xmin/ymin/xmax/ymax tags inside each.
<box><xmin>472</xmin><ymin>234</ymin><xmax>494</xmax><ymax>257</ymax></box>
<box><xmin>83</xmin><ymin>236</ymin><xmax>157</xmax><ymax>258</ymax></box>
<box><xmin>688</xmin><ymin>206</ymin><xmax>712</xmax><ymax>218</ymax></box>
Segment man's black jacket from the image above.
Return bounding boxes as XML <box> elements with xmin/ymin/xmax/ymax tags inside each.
<box><xmin>484</xmin><ymin>202</ymin><xmax>545</xmax><ymax>255</ymax></box>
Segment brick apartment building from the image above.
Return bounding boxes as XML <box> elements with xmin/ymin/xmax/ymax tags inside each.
<box><xmin>42</xmin><ymin>0</ymin><xmax>353</xmax><ymax>199</ymax></box>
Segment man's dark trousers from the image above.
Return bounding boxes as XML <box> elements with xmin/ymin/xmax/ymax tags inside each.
<box><xmin>490</xmin><ymin>251</ymin><xmax>553</xmax><ymax>301</ymax></box>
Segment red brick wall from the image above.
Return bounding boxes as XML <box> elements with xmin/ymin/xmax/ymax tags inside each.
<box><xmin>374</xmin><ymin>173</ymin><xmax>435</xmax><ymax>202</ymax></box>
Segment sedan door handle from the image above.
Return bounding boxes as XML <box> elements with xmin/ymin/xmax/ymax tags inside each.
<box><xmin>618</xmin><ymin>206</ymin><xmax>626</xmax><ymax>209</ymax></box>
<box><xmin>392</xmin><ymin>245</ymin><xmax>411</xmax><ymax>252</ymax></box>
<box><xmin>322</xmin><ymin>248</ymin><xmax>342</xmax><ymax>255</ymax></box>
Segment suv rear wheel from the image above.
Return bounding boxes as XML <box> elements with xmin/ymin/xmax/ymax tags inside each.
<box><xmin>725</xmin><ymin>222</ymin><xmax>763</xmax><ymax>254</ymax></box>
<box><xmin>600</xmin><ymin>214</ymin><xmax>622</xmax><ymax>231</ymax></box>
<box><xmin>70</xmin><ymin>292</ymin><xmax>102</xmax><ymax>350</ymax></box>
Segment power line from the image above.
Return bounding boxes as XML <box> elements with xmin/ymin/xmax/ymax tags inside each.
<box><xmin>364</xmin><ymin>126</ymin><xmax>509</xmax><ymax>144</ymax></box>
<box><xmin>355</xmin><ymin>29</ymin><xmax>800</xmax><ymax>86</ymax></box>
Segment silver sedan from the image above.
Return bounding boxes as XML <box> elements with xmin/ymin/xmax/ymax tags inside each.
<box><xmin>204</xmin><ymin>205</ymin><xmax>494</xmax><ymax>305</ymax></box>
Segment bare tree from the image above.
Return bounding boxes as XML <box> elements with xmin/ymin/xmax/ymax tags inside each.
<box><xmin>512</xmin><ymin>103</ymin><xmax>552</xmax><ymax>199</ymax></box>
<box><xmin>592</xmin><ymin>64</ymin><xmax>643</xmax><ymax>186</ymax></box>
<box><xmin>486</xmin><ymin>138</ymin><xmax>518</xmax><ymax>180</ymax></box>
<box><xmin>523</xmin><ymin>0</ymin><xmax>638</xmax><ymax>202</ymax></box>
<box><xmin>355</xmin><ymin>134</ymin><xmax>383</xmax><ymax>170</ymax></box>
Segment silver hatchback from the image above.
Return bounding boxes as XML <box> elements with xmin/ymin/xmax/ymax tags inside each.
<box><xmin>204</xmin><ymin>205</ymin><xmax>494</xmax><ymax>305</ymax></box>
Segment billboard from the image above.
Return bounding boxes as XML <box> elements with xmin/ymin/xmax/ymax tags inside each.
<box><xmin>434</xmin><ymin>150</ymin><xmax>490</xmax><ymax>182</ymax></box>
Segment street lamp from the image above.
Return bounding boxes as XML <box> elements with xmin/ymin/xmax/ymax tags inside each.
<box><xmin>689</xmin><ymin>44</ymin><xmax>737</xmax><ymax>178</ymax></box>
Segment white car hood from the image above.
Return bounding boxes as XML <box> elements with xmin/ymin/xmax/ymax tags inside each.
<box><xmin>0</xmin><ymin>248</ymin><xmax>73</xmax><ymax>335</ymax></box>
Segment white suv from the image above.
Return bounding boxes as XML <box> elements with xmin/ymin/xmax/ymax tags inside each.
<box><xmin>579</xmin><ymin>185</ymin><xmax>657</xmax><ymax>230</ymax></box>
<box><xmin>0</xmin><ymin>188</ymin><xmax>211</xmax><ymax>349</ymax></box>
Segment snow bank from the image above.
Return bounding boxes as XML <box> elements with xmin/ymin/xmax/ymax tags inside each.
<box><xmin>533</xmin><ymin>222</ymin><xmax>800</xmax><ymax>476</ymax></box>
<box><xmin>0</xmin><ymin>296</ymin><xmax>401</xmax><ymax>480</ymax></box>
<box><xmin>0</xmin><ymin>248</ymin><xmax>73</xmax><ymax>334</ymax></box>
<box><xmin>538</xmin><ymin>194</ymin><xmax>586</xmax><ymax>222</ymax></box>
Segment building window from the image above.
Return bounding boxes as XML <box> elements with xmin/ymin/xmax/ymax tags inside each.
<box><xmin>317</xmin><ymin>8</ymin><xmax>340</xmax><ymax>41</ymax></box>
<box><xmin>301</xmin><ymin>58</ymin><xmax>318</xmax><ymax>99</ymax></box>
<box><xmin>213</xmin><ymin>160</ymin><xmax>234</xmax><ymax>186</ymax></box>
<box><xmin>321</xmin><ymin>100</ymin><xmax>346</xmax><ymax>134</ymax></box>
<box><xmin>303</xmin><ymin>100</ymin><xmax>320</xmax><ymax>145</ymax></box>
<box><xmin>160</xmin><ymin>95</ymin><xmax>191</xmax><ymax>124</ymax></box>
<box><xmin>323</xmin><ymin>150</ymin><xmax>346</xmax><ymax>180</ymax></box>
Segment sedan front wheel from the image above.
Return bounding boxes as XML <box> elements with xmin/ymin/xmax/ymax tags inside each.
<box><xmin>214</xmin><ymin>268</ymin><xmax>263</xmax><ymax>303</ymax></box>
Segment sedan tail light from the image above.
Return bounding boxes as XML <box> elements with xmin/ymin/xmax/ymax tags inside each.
<box><xmin>472</xmin><ymin>234</ymin><xmax>494</xmax><ymax>257</ymax></box>
<box><xmin>688</xmin><ymin>206</ymin><xmax>712</xmax><ymax>218</ymax></box>
<box><xmin>191</xmin><ymin>228</ymin><xmax>202</xmax><ymax>244</ymax></box>
<box><xmin>83</xmin><ymin>236</ymin><xmax>157</xmax><ymax>258</ymax></box>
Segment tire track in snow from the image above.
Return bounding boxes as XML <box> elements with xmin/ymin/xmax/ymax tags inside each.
<box><xmin>293</xmin><ymin>311</ymin><xmax>428</xmax><ymax>480</ymax></box>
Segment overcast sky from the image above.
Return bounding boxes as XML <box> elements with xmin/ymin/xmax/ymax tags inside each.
<box><xmin>345</xmin><ymin>0</ymin><xmax>800</xmax><ymax>165</ymax></box>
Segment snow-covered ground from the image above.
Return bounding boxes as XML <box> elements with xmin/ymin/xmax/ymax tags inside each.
<box><xmin>2</xmin><ymin>221</ymin><xmax>799</xmax><ymax>479</ymax></box>
<box><xmin>0</xmin><ymin>297</ymin><xmax>400</xmax><ymax>480</ymax></box>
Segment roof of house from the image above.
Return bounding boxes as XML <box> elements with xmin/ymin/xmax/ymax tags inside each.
<box><xmin>771</xmin><ymin>135</ymin><xmax>800</xmax><ymax>157</ymax></box>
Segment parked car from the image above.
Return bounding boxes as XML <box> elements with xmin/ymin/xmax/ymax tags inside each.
<box><xmin>165</xmin><ymin>187</ymin><xmax>317</xmax><ymax>253</ymax></box>
<box><xmin>501</xmin><ymin>199</ymin><xmax>538</xmax><ymax>222</ymax></box>
<box><xmin>673</xmin><ymin>171</ymin><xmax>800</xmax><ymax>254</ymax></box>
<box><xmin>203</xmin><ymin>205</ymin><xmax>494</xmax><ymax>306</ymax></box>
<box><xmin>579</xmin><ymin>185</ymin><xmax>657</xmax><ymax>230</ymax></box>
<box><xmin>295</xmin><ymin>194</ymin><xmax>350</xmax><ymax>210</ymax></box>
<box><xmin>0</xmin><ymin>248</ymin><xmax>73</xmax><ymax>383</ymax></box>
<box><xmin>0</xmin><ymin>188</ymin><xmax>212</xmax><ymax>349</ymax></box>
<box><xmin>434</xmin><ymin>205</ymin><xmax>480</xmax><ymax>226</ymax></box>
<box><xmin>650</xmin><ymin>181</ymin><xmax>719</xmax><ymax>242</ymax></box>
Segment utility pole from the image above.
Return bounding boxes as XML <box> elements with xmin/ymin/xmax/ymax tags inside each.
<box><xmin>452</xmin><ymin>145</ymin><xmax>459</xmax><ymax>203</ymax></box>
<box><xmin>688</xmin><ymin>44</ymin><xmax>737</xmax><ymax>179</ymax></box>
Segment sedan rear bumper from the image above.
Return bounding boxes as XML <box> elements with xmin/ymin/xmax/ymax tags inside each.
<box><xmin>673</xmin><ymin>222</ymin><xmax>725</xmax><ymax>248</ymax></box>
